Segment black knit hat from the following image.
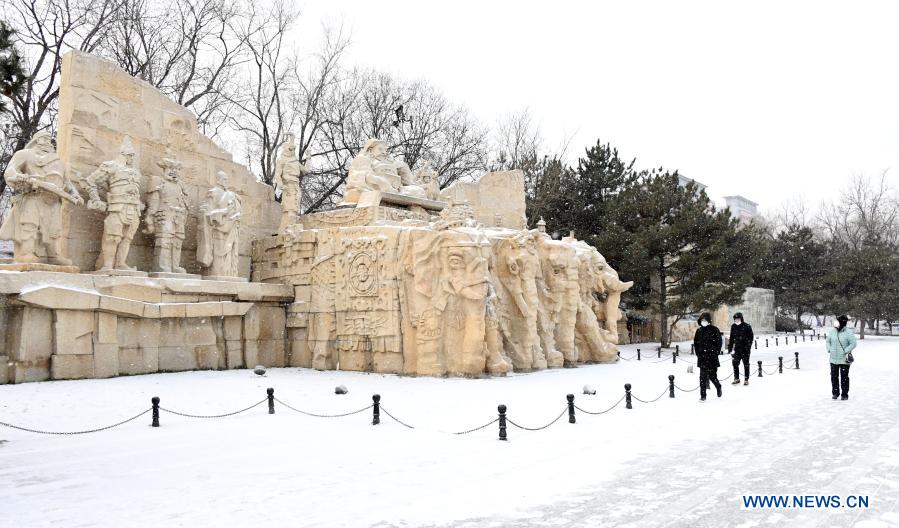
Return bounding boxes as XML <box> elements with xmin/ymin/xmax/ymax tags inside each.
<box><xmin>837</xmin><ymin>315</ymin><xmax>849</xmax><ymax>326</ymax></box>
<box><xmin>733</xmin><ymin>312</ymin><xmax>744</xmax><ymax>321</ymax></box>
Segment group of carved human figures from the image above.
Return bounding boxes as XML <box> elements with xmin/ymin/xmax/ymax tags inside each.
<box><xmin>0</xmin><ymin>132</ymin><xmax>241</xmax><ymax>277</ymax></box>
<box><xmin>399</xmin><ymin>224</ymin><xmax>633</xmax><ymax>376</ymax></box>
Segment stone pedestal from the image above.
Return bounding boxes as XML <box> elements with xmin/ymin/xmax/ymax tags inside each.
<box><xmin>0</xmin><ymin>263</ymin><xmax>80</xmax><ymax>273</ymax></box>
<box><xmin>203</xmin><ymin>275</ymin><xmax>249</xmax><ymax>283</ymax></box>
<box><xmin>149</xmin><ymin>272</ymin><xmax>202</xmax><ymax>280</ymax></box>
<box><xmin>87</xmin><ymin>269</ymin><xmax>149</xmax><ymax>277</ymax></box>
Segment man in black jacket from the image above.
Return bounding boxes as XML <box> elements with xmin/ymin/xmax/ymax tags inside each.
<box><xmin>693</xmin><ymin>312</ymin><xmax>723</xmax><ymax>401</ymax></box>
<box><xmin>728</xmin><ymin>312</ymin><xmax>754</xmax><ymax>385</ymax></box>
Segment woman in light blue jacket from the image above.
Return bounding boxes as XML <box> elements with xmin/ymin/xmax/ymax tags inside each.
<box><xmin>826</xmin><ymin>315</ymin><xmax>857</xmax><ymax>400</ymax></box>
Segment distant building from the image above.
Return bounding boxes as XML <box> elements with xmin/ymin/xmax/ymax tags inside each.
<box><xmin>724</xmin><ymin>195</ymin><xmax>759</xmax><ymax>226</ymax></box>
<box><xmin>677</xmin><ymin>175</ymin><xmax>707</xmax><ymax>192</ymax></box>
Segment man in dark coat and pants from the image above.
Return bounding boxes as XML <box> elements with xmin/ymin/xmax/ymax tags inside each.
<box><xmin>728</xmin><ymin>312</ymin><xmax>754</xmax><ymax>385</ymax></box>
<box><xmin>693</xmin><ymin>312</ymin><xmax>723</xmax><ymax>401</ymax></box>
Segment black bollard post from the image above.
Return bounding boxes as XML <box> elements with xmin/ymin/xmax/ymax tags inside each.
<box><xmin>795</xmin><ymin>335</ymin><xmax>798</xmax><ymax>344</ymax></box>
<box><xmin>802</xmin><ymin>334</ymin><xmax>806</xmax><ymax>342</ymax></box>
<box><xmin>778</xmin><ymin>356</ymin><xmax>783</xmax><ymax>374</ymax></box>
<box><xmin>757</xmin><ymin>360</ymin><xmax>763</xmax><ymax>377</ymax></box>
<box><xmin>794</xmin><ymin>351</ymin><xmax>800</xmax><ymax>370</ymax></box>
<box><xmin>669</xmin><ymin>375</ymin><xmax>675</xmax><ymax>398</ymax></box>
<box><xmin>498</xmin><ymin>404</ymin><xmax>507</xmax><ymax>441</ymax></box>
<box><xmin>775</xmin><ymin>337</ymin><xmax>779</xmax><ymax>346</ymax></box>
<box><xmin>567</xmin><ymin>394</ymin><xmax>576</xmax><ymax>424</ymax></box>
<box><xmin>267</xmin><ymin>388</ymin><xmax>275</xmax><ymax>414</ymax></box>
<box><xmin>151</xmin><ymin>396</ymin><xmax>160</xmax><ymax>427</ymax></box>
<box><xmin>625</xmin><ymin>383</ymin><xmax>632</xmax><ymax>409</ymax></box>
<box><xmin>658</xmin><ymin>347</ymin><xmax>661</xmax><ymax>358</ymax></box>
<box><xmin>673</xmin><ymin>351</ymin><xmax>677</xmax><ymax>364</ymax></box>
<box><xmin>676</xmin><ymin>344</ymin><xmax>680</xmax><ymax>356</ymax></box>
<box><xmin>766</xmin><ymin>338</ymin><xmax>769</xmax><ymax>348</ymax></box>
<box><xmin>637</xmin><ymin>349</ymin><xmax>641</xmax><ymax>361</ymax></box>
<box><xmin>691</xmin><ymin>343</ymin><xmax>695</xmax><ymax>355</ymax></box>
<box><xmin>755</xmin><ymin>338</ymin><xmax>758</xmax><ymax>350</ymax></box>
<box><xmin>372</xmin><ymin>394</ymin><xmax>381</xmax><ymax>425</ymax></box>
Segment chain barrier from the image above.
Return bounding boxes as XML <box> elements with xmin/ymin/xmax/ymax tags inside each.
<box><xmin>380</xmin><ymin>407</ymin><xmax>415</xmax><ymax>429</ymax></box>
<box><xmin>160</xmin><ymin>399</ymin><xmax>267</xmax><ymax>419</ymax></box>
<box><xmin>506</xmin><ymin>408</ymin><xmax>568</xmax><ymax>431</ymax></box>
<box><xmin>0</xmin><ymin>408</ymin><xmax>151</xmax><ymax>435</ymax></box>
<box><xmin>574</xmin><ymin>395</ymin><xmax>626</xmax><ymax>415</ymax></box>
<box><xmin>674</xmin><ymin>383</ymin><xmax>700</xmax><ymax>392</ymax></box>
<box><xmin>452</xmin><ymin>418</ymin><xmax>500</xmax><ymax>435</ymax></box>
<box><xmin>631</xmin><ymin>387</ymin><xmax>669</xmax><ymax>404</ymax></box>
<box><xmin>273</xmin><ymin>397</ymin><xmax>373</xmax><ymax>418</ymax></box>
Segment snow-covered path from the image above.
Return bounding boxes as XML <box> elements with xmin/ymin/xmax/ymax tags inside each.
<box><xmin>423</xmin><ymin>344</ymin><xmax>899</xmax><ymax>528</ymax></box>
<box><xmin>1</xmin><ymin>336</ymin><xmax>897</xmax><ymax>527</ymax></box>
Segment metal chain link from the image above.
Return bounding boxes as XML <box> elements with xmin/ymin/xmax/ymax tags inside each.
<box><xmin>380</xmin><ymin>407</ymin><xmax>415</xmax><ymax>429</ymax></box>
<box><xmin>674</xmin><ymin>383</ymin><xmax>700</xmax><ymax>392</ymax></box>
<box><xmin>631</xmin><ymin>387</ymin><xmax>669</xmax><ymax>404</ymax></box>
<box><xmin>273</xmin><ymin>397</ymin><xmax>373</xmax><ymax>418</ymax></box>
<box><xmin>452</xmin><ymin>418</ymin><xmax>499</xmax><ymax>435</ymax></box>
<box><xmin>574</xmin><ymin>394</ymin><xmax>626</xmax><ymax>415</ymax></box>
<box><xmin>160</xmin><ymin>398</ymin><xmax>267</xmax><ymax>419</ymax></box>
<box><xmin>506</xmin><ymin>407</ymin><xmax>568</xmax><ymax>431</ymax></box>
<box><xmin>0</xmin><ymin>408</ymin><xmax>151</xmax><ymax>435</ymax></box>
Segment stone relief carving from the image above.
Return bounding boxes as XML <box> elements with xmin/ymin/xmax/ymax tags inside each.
<box><xmin>143</xmin><ymin>148</ymin><xmax>191</xmax><ymax>273</ymax></box>
<box><xmin>83</xmin><ymin>137</ymin><xmax>144</xmax><ymax>271</ymax></box>
<box><xmin>0</xmin><ymin>131</ymin><xmax>84</xmax><ymax>267</ymax></box>
<box><xmin>197</xmin><ymin>171</ymin><xmax>242</xmax><ymax>278</ymax></box>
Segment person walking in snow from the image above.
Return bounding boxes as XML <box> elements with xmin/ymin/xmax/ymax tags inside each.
<box><xmin>826</xmin><ymin>315</ymin><xmax>857</xmax><ymax>400</ymax></box>
<box><xmin>693</xmin><ymin>312</ymin><xmax>723</xmax><ymax>401</ymax></box>
<box><xmin>728</xmin><ymin>312</ymin><xmax>754</xmax><ymax>385</ymax></box>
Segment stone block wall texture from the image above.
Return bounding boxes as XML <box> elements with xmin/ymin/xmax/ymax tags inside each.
<box><xmin>56</xmin><ymin>51</ymin><xmax>281</xmax><ymax>276</ymax></box>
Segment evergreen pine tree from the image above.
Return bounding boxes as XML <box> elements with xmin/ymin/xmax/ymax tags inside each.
<box><xmin>0</xmin><ymin>21</ymin><xmax>26</xmax><ymax>113</ymax></box>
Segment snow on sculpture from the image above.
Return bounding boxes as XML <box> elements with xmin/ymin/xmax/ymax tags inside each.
<box><xmin>197</xmin><ymin>171</ymin><xmax>242</xmax><ymax>280</ymax></box>
<box><xmin>0</xmin><ymin>131</ymin><xmax>84</xmax><ymax>270</ymax></box>
<box><xmin>83</xmin><ymin>136</ymin><xmax>144</xmax><ymax>273</ymax></box>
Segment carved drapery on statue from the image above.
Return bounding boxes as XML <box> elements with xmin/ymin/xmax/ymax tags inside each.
<box><xmin>197</xmin><ymin>171</ymin><xmax>242</xmax><ymax>278</ymax></box>
<box><xmin>340</xmin><ymin>138</ymin><xmax>429</xmax><ymax>206</ymax></box>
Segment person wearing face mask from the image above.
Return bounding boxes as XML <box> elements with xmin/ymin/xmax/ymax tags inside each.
<box><xmin>728</xmin><ymin>312</ymin><xmax>754</xmax><ymax>385</ymax></box>
<box><xmin>693</xmin><ymin>312</ymin><xmax>723</xmax><ymax>401</ymax></box>
<box><xmin>826</xmin><ymin>315</ymin><xmax>857</xmax><ymax>400</ymax></box>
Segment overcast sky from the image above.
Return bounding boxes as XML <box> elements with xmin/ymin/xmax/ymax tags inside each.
<box><xmin>299</xmin><ymin>0</ymin><xmax>899</xmax><ymax>212</ymax></box>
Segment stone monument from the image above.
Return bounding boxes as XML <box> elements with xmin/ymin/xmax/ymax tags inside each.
<box><xmin>82</xmin><ymin>136</ymin><xmax>144</xmax><ymax>274</ymax></box>
<box><xmin>197</xmin><ymin>171</ymin><xmax>243</xmax><ymax>281</ymax></box>
<box><xmin>0</xmin><ymin>131</ymin><xmax>84</xmax><ymax>271</ymax></box>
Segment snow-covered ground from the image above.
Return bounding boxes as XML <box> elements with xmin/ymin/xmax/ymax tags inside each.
<box><xmin>1</xmin><ymin>336</ymin><xmax>897</xmax><ymax>528</ymax></box>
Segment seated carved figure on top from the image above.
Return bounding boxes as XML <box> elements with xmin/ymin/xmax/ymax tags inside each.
<box><xmin>0</xmin><ymin>131</ymin><xmax>84</xmax><ymax>272</ymax></box>
<box><xmin>339</xmin><ymin>138</ymin><xmax>440</xmax><ymax>210</ymax></box>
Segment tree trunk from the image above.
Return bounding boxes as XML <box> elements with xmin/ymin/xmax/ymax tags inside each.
<box><xmin>796</xmin><ymin>309</ymin><xmax>803</xmax><ymax>335</ymax></box>
<box><xmin>859</xmin><ymin>319</ymin><xmax>866</xmax><ymax>340</ymax></box>
<box><xmin>658</xmin><ymin>267</ymin><xmax>669</xmax><ymax>348</ymax></box>
<box><xmin>875</xmin><ymin>319</ymin><xmax>881</xmax><ymax>336</ymax></box>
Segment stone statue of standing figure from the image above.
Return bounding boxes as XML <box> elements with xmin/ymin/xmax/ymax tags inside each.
<box><xmin>0</xmin><ymin>131</ymin><xmax>83</xmax><ymax>267</ymax></box>
<box><xmin>273</xmin><ymin>133</ymin><xmax>309</xmax><ymax>230</ymax></box>
<box><xmin>197</xmin><ymin>171</ymin><xmax>242</xmax><ymax>278</ymax></box>
<box><xmin>83</xmin><ymin>136</ymin><xmax>144</xmax><ymax>272</ymax></box>
<box><xmin>143</xmin><ymin>149</ymin><xmax>190</xmax><ymax>274</ymax></box>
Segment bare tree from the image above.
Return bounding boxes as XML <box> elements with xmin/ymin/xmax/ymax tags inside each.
<box><xmin>224</xmin><ymin>0</ymin><xmax>298</xmax><ymax>186</ymax></box>
<box><xmin>818</xmin><ymin>171</ymin><xmax>899</xmax><ymax>249</ymax></box>
<box><xmin>0</xmin><ymin>0</ymin><xmax>122</xmax><ymax>195</ymax></box>
<box><xmin>489</xmin><ymin>108</ymin><xmax>542</xmax><ymax>172</ymax></box>
<box><xmin>101</xmin><ymin>0</ymin><xmax>257</xmax><ymax>135</ymax></box>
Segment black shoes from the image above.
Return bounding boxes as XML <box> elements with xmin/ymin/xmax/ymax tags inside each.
<box><xmin>744</xmin><ymin>379</ymin><xmax>749</xmax><ymax>386</ymax></box>
<box><xmin>832</xmin><ymin>394</ymin><xmax>839</xmax><ymax>400</ymax></box>
<box><xmin>716</xmin><ymin>386</ymin><xmax>723</xmax><ymax>398</ymax></box>
<box><xmin>699</xmin><ymin>397</ymin><xmax>706</xmax><ymax>402</ymax></box>
<box><xmin>841</xmin><ymin>395</ymin><xmax>849</xmax><ymax>400</ymax></box>
<box><xmin>731</xmin><ymin>379</ymin><xmax>741</xmax><ymax>385</ymax></box>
